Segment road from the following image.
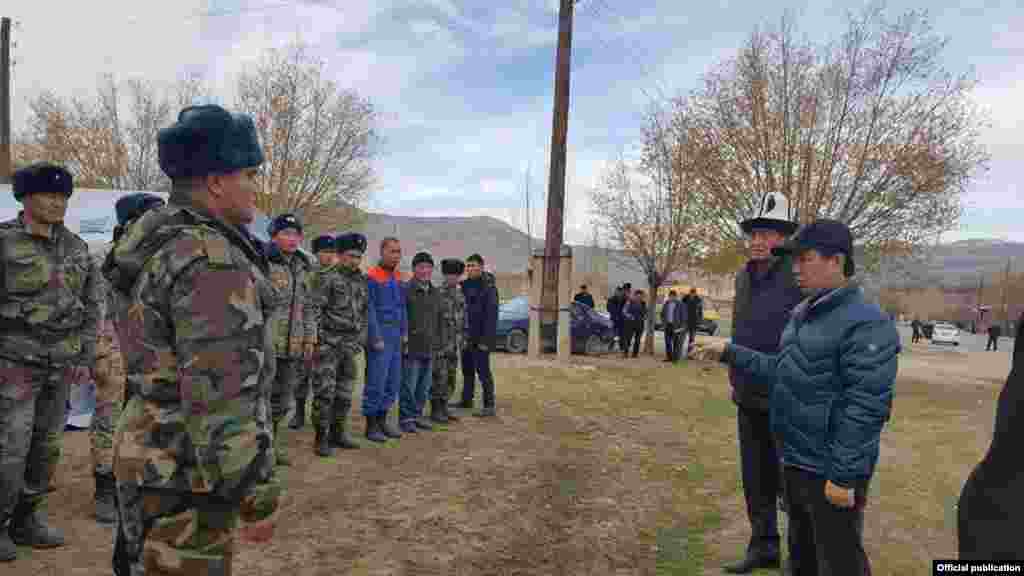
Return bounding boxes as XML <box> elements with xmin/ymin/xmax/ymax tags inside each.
<box><xmin>895</xmin><ymin>323</ymin><xmax>1015</xmax><ymax>355</ymax></box>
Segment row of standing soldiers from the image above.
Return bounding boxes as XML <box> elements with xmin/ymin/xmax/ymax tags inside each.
<box><xmin>0</xmin><ymin>104</ymin><xmax>497</xmax><ymax>574</ymax></box>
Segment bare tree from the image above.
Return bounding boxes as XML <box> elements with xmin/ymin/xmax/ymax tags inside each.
<box><xmin>670</xmin><ymin>5</ymin><xmax>989</xmax><ymax>270</ymax></box>
<box><xmin>235</xmin><ymin>40</ymin><xmax>379</xmax><ymax>234</ymax></box>
<box><xmin>17</xmin><ymin>73</ymin><xmax>213</xmax><ymax>190</ymax></box>
<box><xmin>589</xmin><ymin>107</ymin><xmax>707</xmax><ymax>354</ymax></box>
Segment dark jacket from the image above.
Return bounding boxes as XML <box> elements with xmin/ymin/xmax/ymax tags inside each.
<box><xmin>730</xmin><ymin>255</ymin><xmax>804</xmax><ymax>412</ymax></box>
<box><xmin>682</xmin><ymin>294</ymin><xmax>703</xmax><ymax>329</ymax></box>
<box><xmin>723</xmin><ymin>283</ymin><xmax>900</xmax><ymax>488</ymax></box>
<box><xmin>462</xmin><ymin>273</ymin><xmax>498</xmax><ymax>349</ymax></box>
<box><xmin>404</xmin><ymin>278</ymin><xmax>442</xmax><ymax>358</ymax></box>
<box><xmin>623</xmin><ymin>300</ymin><xmax>647</xmax><ymax>324</ymax></box>
<box><xmin>660</xmin><ymin>298</ymin><xmax>687</xmax><ymax>328</ymax></box>
<box><xmin>607</xmin><ymin>293</ymin><xmax>624</xmax><ymax>323</ymax></box>
<box><xmin>988</xmin><ymin>324</ymin><xmax>1002</xmax><ymax>338</ymax></box>
<box><xmin>957</xmin><ymin>312</ymin><xmax>1024</xmax><ymax>559</ymax></box>
<box><xmin>574</xmin><ymin>292</ymin><xmax>595</xmax><ymax>309</ymax></box>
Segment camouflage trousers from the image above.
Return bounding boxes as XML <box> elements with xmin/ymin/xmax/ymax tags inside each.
<box><xmin>0</xmin><ymin>357</ymin><xmax>71</xmax><ymax>522</ymax></box>
<box><xmin>91</xmin><ymin>350</ymin><xmax>125</xmax><ymax>475</ymax></box>
<box><xmin>112</xmin><ymin>474</ymin><xmax>281</xmax><ymax>576</ymax></box>
<box><xmin>312</xmin><ymin>344</ymin><xmax>362</xmax><ymax>428</ymax></box>
<box><xmin>269</xmin><ymin>358</ymin><xmax>302</xmax><ymax>425</ymax></box>
<box><xmin>431</xmin><ymin>353</ymin><xmax>459</xmax><ymax>401</ymax></box>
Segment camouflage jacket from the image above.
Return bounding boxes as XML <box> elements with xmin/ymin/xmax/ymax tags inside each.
<box><xmin>266</xmin><ymin>244</ymin><xmax>316</xmax><ymax>358</ymax></box>
<box><xmin>104</xmin><ymin>198</ymin><xmax>273</xmax><ymax>496</ymax></box>
<box><xmin>0</xmin><ymin>212</ymin><xmax>101</xmax><ymax>366</ymax></box>
<box><xmin>314</xmin><ymin>264</ymin><xmax>376</xmax><ymax>353</ymax></box>
<box><xmin>437</xmin><ymin>282</ymin><xmax>465</xmax><ymax>358</ymax></box>
<box><xmin>94</xmin><ymin>253</ymin><xmax>121</xmax><ymax>360</ymax></box>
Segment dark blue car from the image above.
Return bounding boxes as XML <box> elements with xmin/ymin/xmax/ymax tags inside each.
<box><xmin>495</xmin><ymin>296</ymin><xmax>617</xmax><ymax>355</ymax></box>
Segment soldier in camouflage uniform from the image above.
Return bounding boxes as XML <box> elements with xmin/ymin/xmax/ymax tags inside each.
<box><xmin>89</xmin><ymin>193</ymin><xmax>167</xmax><ymax>525</ymax></box>
<box><xmin>265</xmin><ymin>214</ymin><xmax>316</xmax><ymax>466</ymax></box>
<box><xmin>290</xmin><ymin>234</ymin><xmax>336</xmax><ymax>431</ymax></box>
<box><xmin>0</xmin><ymin>163</ymin><xmax>100</xmax><ymax>561</ymax></box>
<box><xmin>105</xmin><ymin>105</ymin><xmax>279</xmax><ymax>575</ymax></box>
<box><xmin>311</xmin><ymin>233</ymin><xmax>375</xmax><ymax>454</ymax></box>
<box><xmin>430</xmin><ymin>258</ymin><xmax>465</xmax><ymax>424</ymax></box>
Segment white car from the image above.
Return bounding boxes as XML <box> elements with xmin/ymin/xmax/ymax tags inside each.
<box><xmin>931</xmin><ymin>322</ymin><xmax>961</xmax><ymax>346</ymax></box>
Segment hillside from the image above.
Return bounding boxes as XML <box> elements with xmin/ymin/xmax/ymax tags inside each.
<box><xmin>872</xmin><ymin>239</ymin><xmax>1024</xmax><ymax>289</ymax></box>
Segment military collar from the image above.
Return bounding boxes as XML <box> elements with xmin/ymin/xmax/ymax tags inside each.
<box><xmin>16</xmin><ymin>211</ymin><xmax>66</xmax><ymax>242</ymax></box>
<box><xmin>165</xmin><ymin>200</ymin><xmax>268</xmax><ymax>275</ymax></box>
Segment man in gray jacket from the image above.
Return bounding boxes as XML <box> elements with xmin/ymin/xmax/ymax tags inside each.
<box><xmin>723</xmin><ymin>192</ymin><xmax>803</xmax><ymax>573</ymax></box>
<box><xmin>660</xmin><ymin>290</ymin><xmax>687</xmax><ymax>362</ymax></box>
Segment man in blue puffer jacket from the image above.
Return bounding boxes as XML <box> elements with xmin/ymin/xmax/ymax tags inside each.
<box><xmin>701</xmin><ymin>219</ymin><xmax>900</xmax><ymax>576</ymax></box>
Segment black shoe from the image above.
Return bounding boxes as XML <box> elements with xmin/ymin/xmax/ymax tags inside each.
<box><xmin>722</xmin><ymin>550</ymin><xmax>780</xmax><ymax>574</ymax></box>
<box><xmin>430</xmin><ymin>399</ymin><xmax>449</xmax><ymax>424</ymax></box>
<box><xmin>330</xmin><ymin>401</ymin><xmax>360</xmax><ymax>449</ymax></box>
<box><xmin>400</xmin><ymin>420</ymin><xmax>419</xmax><ymax>434</ymax></box>
<box><xmin>443</xmin><ymin>402</ymin><xmax>460</xmax><ymax>422</ymax></box>
<box><xmin>289</xmin><ymin>400</ymin><xmax>306</xmax><ymax>430</ymax></box>
<box><xmin>9</xmin><ymin>503</ymin><xmax>65</xmax><ymax>549</ymax></box>
<box><xmin>315</xmin><ymin>426</ymin><xmax>334</xmax><ymax>457</ymax></box>
<box><xmin>93</xmin><ymin>472</ymin><xmax>117</xmax><ymax>524</ymax></box>
<box><xmin>365</xmin><ymin>416</ymin><xmax>387</xmax><ymax>443</ymax></box>
<box><xmin>474</xmin><ymin>406</ymin><xmax>496</xmax><ymax>418</ymax></box>
<box><xmin>0</xmin><ymin>532</ymin><xmax>15</xmax><ymax>562</ymax></box>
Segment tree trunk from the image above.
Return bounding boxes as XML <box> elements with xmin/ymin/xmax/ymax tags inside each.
<box><xmin>644</xmin><ymin>276</ymin><xmax>658</xmax><ymax>355</ymax></box>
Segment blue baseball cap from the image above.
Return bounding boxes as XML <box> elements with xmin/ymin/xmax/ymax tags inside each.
<box><xmin>772</xmin><ymin>218</ymin><xmax>856</xmax><ymax>277</ymax></box>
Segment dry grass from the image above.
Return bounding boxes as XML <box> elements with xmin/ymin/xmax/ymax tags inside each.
<box><xmin>8</xmin><ymin>343</ymin><xmax>998</xmax><ymax>575</ymax></box>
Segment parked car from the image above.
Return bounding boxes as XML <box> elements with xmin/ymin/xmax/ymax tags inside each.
<box><xmin>495</xmin><ymin>296</ymin><xmax>617</xmax><ymax>355</ymax></box>
<box><xmin>931</xmin><ymin>322</ymin><xmax>960</xmax><ymax>346</ymax></box>
<box><xmin>652</xmin><ymin>302</ymin><xmax>719</xmax><ymax>336</ymax></box>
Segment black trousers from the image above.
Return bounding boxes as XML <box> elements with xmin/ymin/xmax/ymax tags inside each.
<box><xmin>460</xmin><ymin>348</ymin><xmax>495</xmax><ymax>408</ymax></box>
<box><xmin>911</xmin><ymin>329</ymin><xmax>920</xmax><ymax>343</ymax></box>
<box><xmin>664</xmin><ymin>324</ymin><xmax>677</xmax><ymax>360</ymax></box>
<box><xmin>614</xmin><ymin>319</ymin><xmax>626</xmax><ymax>352</ymax></box>
<box><xmin>624</xmin><ymin>321</ymin><xmax>643</xmax><ymax>356</ymax></box>
<box><xmin>737</xmin><ymin>406</ymin><xmax>782</xmax><ymax>556</ymax></box>
<box><xmin>783</xmin><ymin>466</ymin><xmax>871</xmax><ymax>576</ymax></box>
<box><xmin>986</xmin><ymin>335</ymin><xmax>998</xmax><ymax>351</ymax></box>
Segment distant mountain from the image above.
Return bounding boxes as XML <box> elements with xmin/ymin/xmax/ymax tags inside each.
<box><xmin>869</xmin><ymin>240</ymin><xmax>1024</xmax><ymax>289</ymax></box>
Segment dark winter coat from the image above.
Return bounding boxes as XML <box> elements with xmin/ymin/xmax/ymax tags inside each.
<box><xmin>730</xmin><ymin>255</ymin><xmax>804</xmax><ymax>412</ymax></box>
<box><xmin>723</xmin><ymin>283</ymin><xmax>900</xmax><ymax>489</ymax></box>
<box><xmin>607</xmin><ymin>293</ymin><xmax>624</xmax><ymax>323</ymax></box>
<box><xmin>404</xmin><ymin>278</ymin><xmax>442</xmax><ymax>359</ymax></box>
<box><xmin>623</xmin><ymin>300</ymin><xmax>647</xmax><ymax>325</ymax></box>
<box><xmin>660</xmin><ymin>298</ymin><xmax>687</xmax><ymax>329</ymax></box>
<box><xmin>957</xmin><ymin>313</ymin><xmax>1024</xmax><ymax>560</ymax></box>
<box><xmin>682</xmin><ymin>294</ymin><xmax>703</xmax><ymax>330</ymax></box>
<box><xmin>988</xmin><ymin>324</ymin><xmax>1002</xmax><ymax>338</ymax></box>
<box><xmin>462</xmin><ymin>273</ymin><xmax>498</xmax><ymax>349</ymax></box>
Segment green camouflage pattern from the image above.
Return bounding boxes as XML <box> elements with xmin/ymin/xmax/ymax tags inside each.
<box><xmin>0</xmin><ymin>213</ymin><xmax>101</xmax><ymax>367</ymax></box>
<box><xmin>267</xmin><ymin>249</ymin><xmax>316</xmax><ymax>359</ymax></box>
<box><xmin>431</xmin><ymin>353</ymin><xmax>459</xmax><ymax>401</ymax></box>
<box><xmin>313</xmin><ymin>264</ymin><xmax>370</xmax><ymax>352</ymax></box>
<box><xmin>0</xmin><ymin>358</ymin><xmax>72</xmax><ymax>520</ymax></box>
<box><xmin>311</xmin><ymin>347</ymin><xmax>363</xmax><ymax>428</ymax></box>
<box><xmin>105</xmin><ymin>199</ymin><xmax>275</xmax><ymax>497</ymax></box>
<box><xmin>436</xmin><ymin>282</ymin><xmax>465</xmax><ymax>357</ymax></box>
<box><xmin>92</xmin><ymin>268</ymin><xmax>124</xmax><ymax>475</ymax></box>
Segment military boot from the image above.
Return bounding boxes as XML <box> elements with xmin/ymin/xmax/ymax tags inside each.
<box><xmin>272</xmin><ymin>421</ymin><xmax>291</xmax><ymax>467</ymax></box>
<box><xmin>288</xmin><ymin>399</ymin><xmax>306</xmax><ymax>430</ymax></box>
<box><xmin>430</xmin><ymin>399</ymin><xmax>449</xmax><ymax>424</ymax></box>
<box><xmin>330</xmin><ymin>400</ymin><xmax>360</xmax><ymax>450</ymax></box>
<box><xmin>365</xmin><ymin>415</ymin><xmax>387</xmax><ymax>443</ymax></box>
<box><xmin>314</xmin><ymin>425</ymin><xmax>334</xmax><ymax>457</ymax></box>
<box><xmin>93</xmin><ymin>471</ymin><xmax>117</xmax><ymax>524</ymax></box>
<box><xmin>474</xmin><ymin>405</ymin><xmax>496</xmax><ymax>418</ymax></box>
<box><xmin>9</xmin><ymin>501</ymin><xmax>65</xmax><ymax>549</ymax></box>
<box><xmin>443</xmin><ymin>401</ymin><xmax>459</xmax><ymax>422</ymax></box>
<box><xmin>380</xmin><ymin>414</ymin><xmax>402</xmax><ymax>439</ymax></box>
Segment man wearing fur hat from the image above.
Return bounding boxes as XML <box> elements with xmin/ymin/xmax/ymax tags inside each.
<box><xmin>721</xmin><ymin>192</ymin><xmax>804</xmax><ymax>574</ymax></box>
<box><xmin>432</xmin><ymin>258</ymin><xmax>466</xmax><ymax>423</ymax></box>
<box><xmin>0</xmin><ymin>163</ymin><xmax>101</xmax><ymax>560</ymax></box>
<box><xmin>86</xmin><ymin>193</ymin><xmax>166</xmax><ymax>526</ymax></box>
<box><xmin>399</xmin><ymin>252</ymin><xmax>443</xmax><ymax>433</ymax></box>
<box><xmin>104</xmin><ymin>105</ymin><xmax>279</xmax><ymax>574</ymax></box>
<box><xmin>264</xmin><ymin>213</ymin><xmax>316</xmax><ymax>465</ymax></box>
<box><xmin>311</xmin><ymin>233</ymin><xmax>375</xmax><ymax>453</ymax></box>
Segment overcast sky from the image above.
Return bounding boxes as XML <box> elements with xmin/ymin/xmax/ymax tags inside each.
<box><xmin>6</xmin><ymin>0</ymin><xmax>1021</xmax><ymax>244</ymax></box>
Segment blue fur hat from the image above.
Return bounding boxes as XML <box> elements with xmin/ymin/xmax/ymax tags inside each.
<box><xmin>13</xmin><ymin>162</ymin><xmax>73</xmax><ymax>201</ymax></box>
<box><xmin>115</xmin><ymin>193</ymin><xmax>165</xmax><ymax>226</ymax></box>
<box><xmin>268</xmin><ymin>213</ymin><xmax>302</xmax><ymax>237</ymax></box>
<box><xmin>157</xmin><ymin>105</ymin><xmax>264</xmax><ymax>179</ymax></box>
<box><xmin>335</xmin><ymin>233</ymin><xmax>367</xmax><ymax>254</ymax></box>
<box><xmin>312</xmin><ymin>235</ymin><xmax>335</xmax><ymax>254</ymax></box>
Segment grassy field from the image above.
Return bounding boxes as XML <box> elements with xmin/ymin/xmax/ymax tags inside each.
<box><xmin>11</xmin><ymin>344</ymin><xmax>997</xmax><ymax>575</ymax></box>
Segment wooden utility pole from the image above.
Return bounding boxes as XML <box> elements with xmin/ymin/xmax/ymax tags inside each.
<box><xmin>540</xmin><ymin>0</ymin><xmax>575</xmax><ymax>328</ymax></box>
<box><xmin>0</xmin><ymin>17</ymin><xmax>12</xmax><ymax>184</ymax></box>
<box><xmin>1001</xmin><ymin>257</ymin><xmax>1011</xmax><ymax>333</ymax></box>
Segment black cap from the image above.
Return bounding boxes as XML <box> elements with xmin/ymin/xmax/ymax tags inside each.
<box><xmin>13</xmin><ymin>162</ymin><xmax>73</xmax><ymax>201</ymax></box>
<box><xmin>268</xmin><ymin>213</ymin><xmax>302</xmax><ymax>237</ymax></box>
<box><xmin>412</xmin><ymin>252</ymin><xmax>434</xmax><ymax>267</ymax></box>
<box><xmin>311</xmin><ymin>235</ymin><xmax>335</xmax><ymax>254</ymax></box>
<box><xmin>441</xmin><ymin>258</ymin><xmax>464</xmax><ymax>275</ymax></box>
<box><xmin>772</xmin><ymin>219</ymin><xmax>856</xmax><ymax>277</ymax></box>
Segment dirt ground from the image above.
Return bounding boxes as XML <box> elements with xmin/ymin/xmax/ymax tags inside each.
<box><xmin>5</xmin><ymin>336</ymin><xmax>1010</xmax><ymax>575</ymax></box>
